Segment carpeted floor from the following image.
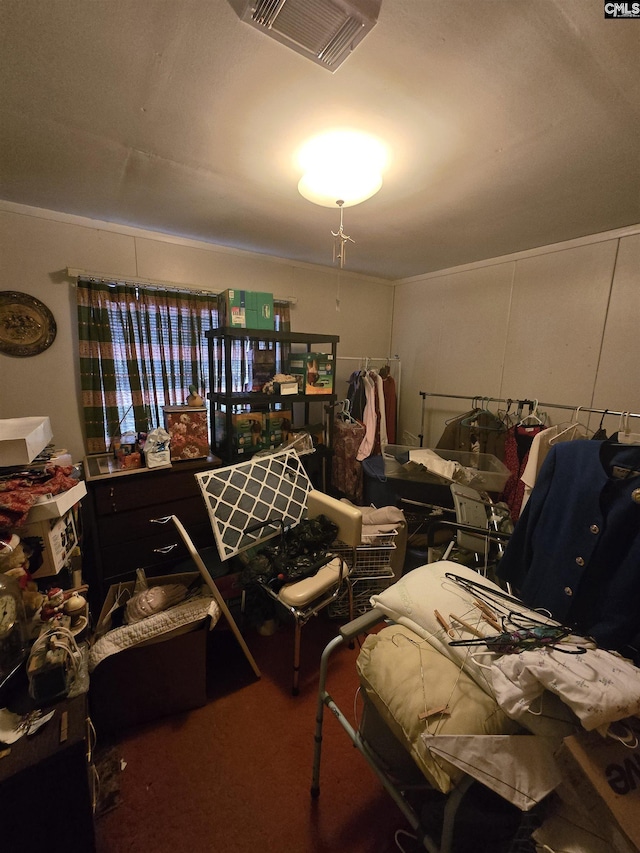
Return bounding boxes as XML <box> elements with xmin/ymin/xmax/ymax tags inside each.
<box><xmin>92</xmin><ymin>613</ymin><xmax>415</xmax><ymax>853</ymax></box>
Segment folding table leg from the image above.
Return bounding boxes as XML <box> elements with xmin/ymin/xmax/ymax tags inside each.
<box><xmin>152</xmin><ymin>515</ymin><xmax>261</xmax><ymax>680</ymax></box>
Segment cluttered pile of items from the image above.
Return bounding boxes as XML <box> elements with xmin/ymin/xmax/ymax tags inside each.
<box><xmin>0</xmin><ymin>417</ymin><xmax>88</xmax><ymax>710</ymax></box>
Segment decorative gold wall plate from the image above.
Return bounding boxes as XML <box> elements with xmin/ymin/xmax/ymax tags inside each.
<box><xmin>0</xmin><ymin>291</ymin><xmax>57</xmax><ymax>357</ymax></box>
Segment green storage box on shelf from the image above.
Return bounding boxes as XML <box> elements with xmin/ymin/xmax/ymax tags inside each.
<box><xmin>217</xmin><ymin>289</ymin><xmax>274</xmax><ymax>330</ymax></box>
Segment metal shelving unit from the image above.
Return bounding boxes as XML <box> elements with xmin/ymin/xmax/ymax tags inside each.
<box><xmin>205</xmin><ymin>327</ymin><xmax>339</xmax><ymax>464</ymax></box>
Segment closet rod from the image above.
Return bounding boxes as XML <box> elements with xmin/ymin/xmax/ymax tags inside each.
<box><xmin>419</xmin><ymin>391</ymin><xmax>640</xmax><ymax>420</ymax></box>
<box><xmin>336</xmin><ymin>355</ymin><xmax>400</xmax><ymax>362</ymax></box>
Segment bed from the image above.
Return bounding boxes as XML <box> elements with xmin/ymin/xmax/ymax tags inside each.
<box><xmin>311</xmin><ymin>560</ymin><xmax>640</xmax><ymax>853</ymax></box>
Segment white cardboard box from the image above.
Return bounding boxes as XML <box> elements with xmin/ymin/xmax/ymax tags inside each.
<box><xmin>26</xmin><ymin>480</ymin><xmax>87</xmax><ymax>522</ymax></box>
<box><xmin>0</xmin><ymin>417</ymin><xmax>53</xmax><ymax>466</ymax></box>
<box><xmin>19</xmin><ymin>509</ymin><xmax>78</xmax><ymax>578</ymax></box>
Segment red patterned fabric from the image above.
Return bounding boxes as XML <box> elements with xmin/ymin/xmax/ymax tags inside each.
<box><xmin>0</xmin><ymin>466</ymin><xmax>78</xmax><ymax>530</ymax></box>
<box><xmin>500</xmin><ymin>427</ymin><xmax>545</xmax><ymax>522</ymax></box>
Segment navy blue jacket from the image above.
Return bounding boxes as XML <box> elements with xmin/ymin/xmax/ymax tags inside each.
<box><xmin>497</xmin><ymin>439</ymin><xmax>640</xmax><ymax>660</ymax></box>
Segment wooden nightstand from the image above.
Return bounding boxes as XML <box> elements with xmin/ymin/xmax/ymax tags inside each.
<box><xmin>0</xmin><ymin>677</ymin><xmax>95</xmax><ymax>853</ymax></box>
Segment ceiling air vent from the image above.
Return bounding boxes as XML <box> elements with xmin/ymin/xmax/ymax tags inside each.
<box><xmin>227</xmin><ymin>0</ymin><xmax>381</xmax><ymax>71</ymax></box>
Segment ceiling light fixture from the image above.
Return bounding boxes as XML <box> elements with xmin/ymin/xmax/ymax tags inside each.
<box><xmin>297</xmin><ymin>129</ymin><xmax>387</xmax><ymax>268</ymax></box>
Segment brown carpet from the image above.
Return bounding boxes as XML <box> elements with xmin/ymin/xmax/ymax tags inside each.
<box><xmin>93</xmin><ymin>613</ymin><xmax>413</xmax><ymax>853</ymax></box>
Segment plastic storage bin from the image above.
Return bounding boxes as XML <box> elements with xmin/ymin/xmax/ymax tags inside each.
<box><xmin>362</xmin><ymin>454</ymin><xmax>454</xmax><ymax>509</ymax></box>
<box><xmin>382</xmin><ymin>445</ymin><xmax>510</xmax><ymax>494</ymax></box>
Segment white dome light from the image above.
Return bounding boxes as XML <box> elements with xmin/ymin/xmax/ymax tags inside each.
<box><xmin>297</xmin><ymin>130</ymin><xmax>387</xmax><ymax>207</ymax></box>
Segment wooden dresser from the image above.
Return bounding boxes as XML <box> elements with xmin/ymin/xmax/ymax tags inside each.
<box><xmin>82</xmin><ymin>456</ymin><xmax>222</xmax><ymax>609</ymax></box>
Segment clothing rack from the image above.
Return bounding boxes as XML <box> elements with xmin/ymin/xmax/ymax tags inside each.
<box><xmin>418</xmin><ymin>391</ymin><xmax>640</xmax><ymax>446</ymax></box>
<box><xmin>337</xmin><ymin>355</ymin><xmax>400</xmax><ymax>368</ymax></box>
<box><xmin>338</xmin><ymin>355</ymin><xmax>401</xmax><ymax>411</ymax></box>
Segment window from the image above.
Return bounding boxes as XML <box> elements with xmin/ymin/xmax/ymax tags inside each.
<box><xmin>77</xmin><ymin>279</ymin><xmax>290</xmax><ymax>453</ymax></box>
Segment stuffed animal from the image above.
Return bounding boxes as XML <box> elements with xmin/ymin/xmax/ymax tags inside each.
<box><xmin>0</xmin><ymin>533</ymin><xmax>30</xmax><ymax>573</ymax></box>
<box><xmin>0</xmin><ymin>534</ymin><xmax>45</xmax><ymax>617</ymax></box>
<box><xmin>186</xmin><ymin>383</ymin><xmax>204</xmax><ymax>407</ymax></box>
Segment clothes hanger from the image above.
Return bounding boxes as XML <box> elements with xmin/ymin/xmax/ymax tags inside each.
<box><xmin>336</xmin><ymin>399</ymin><xmax>359</xmax><ymax>425</ymax></box>
<box><xmin>496</xmin><ymin>399</ymin><xmax>517</xmax><ymax>429</ymax></box>
<box><xmin>460</xmin><ymin>397</ymin><xmax>504</xmax><ymax>431</ymax></box>
<box><xmin>548</xmin><ymin>406</ymin><xmax>588</xmax><ymax>445</ymax></box>
<box><xmin>592</xmin><ymin>409</ymin><xmax>609</xmax><ymax>441</ymax></box>
<box><xmin>444</xmin><ymin>397</ymin><xmax>480</xmax><ymax>425</ymax></box>
<box><xmin>617</xmin><ymin>411</ymin><xmax>640</xmax><ymax>445</ymax></box>
<box><xmin>517</xmin><ymin>399</ymin><xmax>545</xmax><ymax>427</ymax></box>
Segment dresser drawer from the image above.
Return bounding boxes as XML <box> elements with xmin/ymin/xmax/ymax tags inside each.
<box><xmin>96</xmin><ymin>495</ymin><xmax>209</xmax><ymax>543</ymax></box>
<box><xmin>99</xmin><ymin>521</ymin><xmax>215</xmax><ymax>580</ymax></box>
<box><xmin>83</xmin><ymin>456</ymin><xmax>222</xmax><ymax>605</ymax></box>
<box><xmin>92</xmin><ymin>467</ymin><xmax>209</xmax><ymax>515</ymax></box>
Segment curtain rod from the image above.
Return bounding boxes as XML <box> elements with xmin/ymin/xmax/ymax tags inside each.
<box><xmin>65</xmin><ymin>267</ymin><xmax>297</xmax><ymax>303</ymax></box>
<box><xmin>419</xmin><ymin>391</ymin><xmax>640</xmax><ymax>420</ymax></box>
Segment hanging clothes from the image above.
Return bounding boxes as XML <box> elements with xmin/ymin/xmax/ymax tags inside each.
<box><xmin>500</xmin><ymin>423</ymin><xmax>545</xmax><ymax>522</ymax></box>
<box><xmin>354</xmin><ymin>370</ymin><xmax>389</xmax><ymax>461</ymax></box>
<box><xmin>356</xmin><ymin>372</ymin><xmax>377</xmax><ymax>461</ymax></box>
<box><xmin>372</xmin><ymin>371</ymin><xmax>388</xmax><ymax>451</ymax></box>
<box><xmin>520</xmin><ymin>423</ymin><xmax>588</xmax><ymax>512</ymax></box>
<box><xmin>332</xmin><ymin>417</ymin><xmax>366</xmax><ymax>504</ymax></box>
<box><xmin>436</xmin><ymin>408</ymin><xmax>507</xmax><ymax>460</ymax></box>
<box><xmin>347</xmin><ymin>370</ymin><xmax>367</xmax><ymax>422</ymax></box>
<box><xmin>382</xmin><ymin>372</ymin><xmax>397</xmax><ymax>444</ymax></box>
<box><xmin>497</xmin><ymin>438</ymin><xmax>640</xmax><ymax>664</ymax></box>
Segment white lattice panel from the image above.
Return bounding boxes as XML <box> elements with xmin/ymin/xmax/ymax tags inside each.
<box><xmin>195</xmin><ymin>449</ymin><xmax>313</xmax><ymax>561</ymax></box>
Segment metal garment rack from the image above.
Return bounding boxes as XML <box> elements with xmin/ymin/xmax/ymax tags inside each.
<box><xmin>337</xmin><ymin>355</ymin><xmax>401</xmax><ymax>412</ymax></box>
<box><xmin>418</xmin><ymin>391</ymin><xmax>640</xmax><ymax>446</ymax></box>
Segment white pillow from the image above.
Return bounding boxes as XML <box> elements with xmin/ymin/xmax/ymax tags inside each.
<box><xmin>370</xmin><ymin>562</ymin><xmax>497</xmax><ymax>691</ymax></box>
<box><xmin>357</xmin><ymin>624</ymin><xmax>521</xmax><ymax>793</ymax></box>
<box><xmin>370</xmin><ymin>562</ymin><xmax>578</xmax><ymax>737</ymax></box>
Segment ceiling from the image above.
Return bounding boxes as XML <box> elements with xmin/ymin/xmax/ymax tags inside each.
<box><xmin>1</xmin><ymin>0</ymin><xmax>639</xmax><ymax>281</ymax></box>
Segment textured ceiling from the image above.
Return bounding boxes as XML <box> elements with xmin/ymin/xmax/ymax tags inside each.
<box><xmin>1</xmin><ymin>0</ymin><xmax>639</xmax><ymax>280</ymax></box>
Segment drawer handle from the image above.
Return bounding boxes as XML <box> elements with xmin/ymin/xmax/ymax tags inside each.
<box><xmin>154</xmin><ymin>543</ymin><xmax>179</xmax><ymax>554</ymax></box>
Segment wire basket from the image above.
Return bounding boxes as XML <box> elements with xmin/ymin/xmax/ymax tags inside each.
<box><xmin>328</xmin><ymin>528</ymin><xmax>398</xmax><ymax>619</ymax></box>
<box><xmin>328</xmin><ymin>576</ymin><xmax>394</xmax><ymax>620</ymax></box>
<box><xmin>331</xmin><ymin>529</ymin><xmax>397</xmax><ymax>580</ymax></box>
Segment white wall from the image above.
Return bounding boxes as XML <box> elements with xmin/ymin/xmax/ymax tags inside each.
<box><xmin>4</xmin><ymin>200</ymin><xmax>638</xmax><ymax>465</ymax></box>
<box><xmin>391</xmin><ymin>227</ymin><xmax>640</xmax><ymax>447</ymax></box>
<box><xmin>0</xmin><ymin>202</ymin><xmax>393</xmax><ymax>463</ymax></box>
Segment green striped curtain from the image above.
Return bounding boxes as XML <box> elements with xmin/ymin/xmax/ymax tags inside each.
<box><xmin>77</xmin><ymin>279</ymin><xmax>291</xmax><ymax>453</ymax></box>
<box><xmin>77</xmin><ymin>280</ymin><xmax>218</xmax><ymax>453</ymax></box>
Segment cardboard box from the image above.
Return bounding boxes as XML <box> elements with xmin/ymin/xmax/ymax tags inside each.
<box><xmin>288</xmin><ymin>352</ymin><xmax>335</xmax><ymax>395</ymax></box>
<box><xmin>265</xmin><ymin>410</ymin><xmax>293</xmax><ymax>447</ymax></box>
<box><xmin>26</xmin><ymin>480</ymin><xmax>87</xmax><ymax>522</ymax></box>
<box><xmin>19</xmin><ymin>509</ymin><xmax>78</xmax><ymax>578</ymax></box>
<box><xmin>251</xmin><ymin>344</ymin><xmax>276</xmax><ymax>391</ymax></box>
<box><xmin>214</xmin><ymin>411</ymin><xmax>264</xmax><ymax>454</ymax></box>
<box><xmin>89</xmin><ymin>572</ymin><xmax>210</xmax><ymax>735</ymax></box>
<box><xmin>556</xmin><ymin>723</ymin><xmax>640</xmax><ymax>853</ymax></box>
<box><xmin>0</xmin><ymin>416</ymin><xmax>53</xmax><ymax>466</ymax></box>
<box><xmin>217</xmin><ymin>289</ymin><xmax>274</xmax><ymax>330</ymax></box>
<box><xmin>163</xmin><ymin>406</ymin><xmax>210</xmax><ymax>460</ymax></box>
